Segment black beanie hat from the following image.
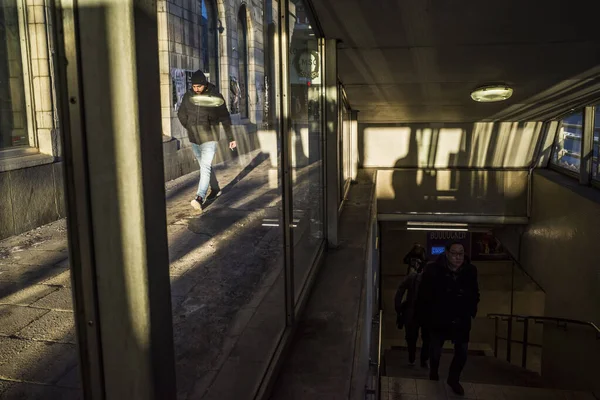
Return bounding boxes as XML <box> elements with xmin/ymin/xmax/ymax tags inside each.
<box><xmin>191</xmin><ymin>70</ymin><xmax>208</xmax><ymax>85</ymax></box>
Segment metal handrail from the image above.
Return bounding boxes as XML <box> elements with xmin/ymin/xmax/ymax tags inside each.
<box><xmin>365</xmin><ymin>310</ymin><xmax>384</xmax><ymax>399</ymax></box>
<box><xmin>488</xmin><ymin>313</ymin><xmax>600</xmax><ymax>333</ymax></box>
<box><xmin>488</xmin><ymin>313</ymin><xmax>600</xmax><ymax>369</ymax></box>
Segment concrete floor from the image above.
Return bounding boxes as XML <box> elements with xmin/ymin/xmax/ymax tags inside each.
<box><xmin>380</xmin><ymin>376</ymin><xmax>595</xmax><ymax>400</ymax></box>
<box><xmin>0</xmin><ymin>150</ymin><xmax>324</xmax><ymax>400</ymax></box>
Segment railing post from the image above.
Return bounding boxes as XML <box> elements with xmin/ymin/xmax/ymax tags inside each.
<box><xmin>494</xmin><ymin>317</ymin><xmax>498</xmax><ymax>358</ymax></box>
<box><xmin>507</xmin><ymin>317</ymin><xmax>513</xmax><ymax>363</ymax></box>
<box><xmin>522</xmin><ymin>318</ymin><xmax>529</xmax><ymax>368</ymax></box>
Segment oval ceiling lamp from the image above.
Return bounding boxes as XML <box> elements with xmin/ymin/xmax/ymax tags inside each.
<box><xmin>470</xmin><ymin>85</ymin><xmax>513</xmax><ymax>103</ymax></box>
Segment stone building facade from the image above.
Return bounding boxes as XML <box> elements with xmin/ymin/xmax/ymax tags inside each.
<box><xmin>0</xmin><ymin>0</ymin><xmax>276</xmax><ymax>240</ymax></box>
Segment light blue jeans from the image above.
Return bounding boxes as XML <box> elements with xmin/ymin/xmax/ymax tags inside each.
<box><xmin>191</xmin><ymin>141</ymin><xmax>219</xmax><ymax>199</ymax></box>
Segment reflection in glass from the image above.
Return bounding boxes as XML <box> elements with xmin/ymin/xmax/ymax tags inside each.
<box><xmin>0</xmin><ymin>0</ymin><xmax>28</xmax><ymax>148</ymax></box>
<box><xmin>552</xmin><ymin>111</ymin><xmax>583</xmax><ymax>173</ymax></box>
<box><xmin>168</xmin><ymin>0</ymin><xmax>286</xmax><ymax>397</ymax></box>
<box><xmin>593</xmin><ymin>106</ymin><xmax>600</xmax><ymax>180</ymax></box>
<box><xmin>237</xmin><ymin>6</ymin><xmax>249</xmax><ymax>118</ymax></box>
<box><xmin>289</xmin><ymin>1</ymin><xmax>325</xmax><ymax>303</ymax></box>
<box><xmin>200</xmin><ymin>0</ymin><xmax>219</xmax><ymax>89</ymax></box>
<box><xmin>340</xmin><ymin>94</ymin><xmax>352</xmax><ymax>200</ymax></box>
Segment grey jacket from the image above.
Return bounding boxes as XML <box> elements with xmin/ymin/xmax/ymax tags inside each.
<box><xmin>177</xmin><ymin>84</ymin><xmax>234</xmax><ymax>145</ymax></box>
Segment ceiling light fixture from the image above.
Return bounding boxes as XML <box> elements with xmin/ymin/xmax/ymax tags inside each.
<box><xmin>470</xmin><ymin>85</ymin><xmax>513</xmax><ymax>103</ymax></box>
<box><xmin>407</xmin><ymin>227</ymin><xmax>468</xmax><ymax>232</ymax></box>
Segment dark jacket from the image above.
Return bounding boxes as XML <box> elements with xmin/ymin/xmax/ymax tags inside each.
<box><xmin>403</xmin><ymin>248</ymin><xmax>426</xmax><ymax>274</ymax></box>
<box><xmin>416</xmin><ymin>255</ymin><xmax>480</xmax><ymax>342</ymax></box>
<box><xmin>394</xmin><ymin>271</ymin><xmax>423</xmax><ymax>328</ymax></box>
<box><xmin>177</xmin><ymin>83</ymin><xmax>233</xmax><ymax>145</ymax></box>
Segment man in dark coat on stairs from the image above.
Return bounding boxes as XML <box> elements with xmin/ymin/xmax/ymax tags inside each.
<box><xmin>416</xmin><ymin>241</ymin><xmax>480</xmax><ymax>396</ymax></box>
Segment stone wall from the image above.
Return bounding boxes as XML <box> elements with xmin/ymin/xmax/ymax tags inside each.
<box><xmin>0</xmin><ymin>162</ymin><xmax>65</xmax><ymax>239</ymax></box>
<box><xmin>1</xmin><ymin>0</ymin><xmax>276</xmax><ymax>239</ymax></box>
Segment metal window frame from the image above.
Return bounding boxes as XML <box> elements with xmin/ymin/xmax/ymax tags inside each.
<box><xmin>55</xmin><ymin>0</ymin><xmax>177</xmax><ymax>397</ymax></box>
<box><xmin>278</xmin><ymin>0</ymin><xmax>295</xmax><ymax>326</ymax></box>
<box><xmin>591</xmin><ymin>104</ymin><xmax>600</xmax><ymax>186</ymax></box>
<box><xmin>580</xmin><ymin>106</ymin><xmax>595</xmax><ymax>184</ymax></box>
<box><xmin>549</xmin><ymin>113</ymin><xmax>584</xmax><ymax>180</ymax></box>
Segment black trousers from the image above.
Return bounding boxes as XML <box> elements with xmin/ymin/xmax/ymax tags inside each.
<box><xmin>405</xmin><ymin>322</ymin><xmax>430</xmax><ymax>363</ymax></box>
<box><xmin>429</xmin><ymin>331</ymin><xmax>468</xmax><ymax>383</ymax></box>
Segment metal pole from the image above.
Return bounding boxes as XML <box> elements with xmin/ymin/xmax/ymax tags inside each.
<box><xmin>494</xmin><ymin>318</ymin><xmax>498</xmax><ymax>358</ymax></box>
<box><xmin>581</xmin><ymin>106</ymin><xmax>595</xmax><ymax>185</ymax></box>
<box><xmin>508</xmin><ymin>262</ymin><xmax>515</xmax><ymax>363</ymax></box>
<box><xmin>56</xmin><ymin>0</ymin><xmax>176</xmax><ymax>397</ymax></box>
<box><xmin>279</xmin><ymin>0</ymin><xmax>295</xmax><ymax>326</ymax></box>
<box><xmin>522</xmin><ymin>318</ymin><xmax>529</xmax><ymax>368</ymax></box>
<box><xmin>507</xmin><ymin>317</ymin><xmax>513</xmax><ymax>364</ymax></box>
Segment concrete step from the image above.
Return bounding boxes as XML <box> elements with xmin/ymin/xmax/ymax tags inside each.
<box><xmin>384</xmin><ymin>347</ymin><xmax>545</xmax><ymax>388</ymax></box>
<box><xmin>380</xmin><ymin>377</ymin><xmax>595</xmax><ymax>399</ymax></box>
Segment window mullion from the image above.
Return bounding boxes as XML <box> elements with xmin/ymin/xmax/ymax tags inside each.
<box><xmin>581</xmin><ymin>106</ymin><xmax>594</xmax><ymax>185</ymax></box>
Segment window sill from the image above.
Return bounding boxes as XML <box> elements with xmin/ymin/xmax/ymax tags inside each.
<box><xmin>0</xmin><ymin>152</ymin><xmax>56</xmax><ymax>173</ymax></box>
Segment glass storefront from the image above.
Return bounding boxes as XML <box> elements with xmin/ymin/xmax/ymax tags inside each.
<box><xmin>166</xmin><ymin>0</ymin><xmax>331</xmax><ymax>394</ymax></box>
<box><xmin>0</xmin><ymin>0</ymin><xmax>334</xmax><ymax>397</ymax></box>
<box><xmin>0</xmin><ymin>0</ymin><xmax>28</xmax><ymax>149</ymax></box>
<box><xmin>288</xmin><ymin>0</ymin><xmax>325</xmax><ymax>304</ymax></box>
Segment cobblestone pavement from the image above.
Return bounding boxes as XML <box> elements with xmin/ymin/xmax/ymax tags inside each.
<box><xmin>0</xmin><ymin>151</ymin><xmax>322</xmax><ymax>399</ymax></box>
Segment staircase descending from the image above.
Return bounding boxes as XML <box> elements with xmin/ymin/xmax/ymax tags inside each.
<box><xmin>381</xmin><ymin>347</ymin><xmax>596</xmax><ymax>399</ymax></box>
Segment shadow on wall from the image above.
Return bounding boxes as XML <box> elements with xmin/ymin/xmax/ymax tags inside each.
<box><xmin>359</xmin><ymin>122</ymin><xmax>543</xmax><ymax>169</ymax></box>
<box><xmin>362</xmin><ymin>122</ymin><xmax>542</xmax><ymax>215</ymax></box>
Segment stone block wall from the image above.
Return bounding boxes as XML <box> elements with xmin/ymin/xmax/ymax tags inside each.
<box><xmin>1</xmin><ymin>0</ymin><xmax>275</xmax><ymax>240</ymax></box>
<box><xmin>0</xmin><ymin>162</ymin><xmax>65</xmax><ymax>239</ymax></box>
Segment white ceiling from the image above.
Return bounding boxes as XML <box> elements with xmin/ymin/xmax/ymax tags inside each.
<box><xmin>311</xmin><ymin>0</ymin><xmax>600</xmax><ymax>122</ymax></box>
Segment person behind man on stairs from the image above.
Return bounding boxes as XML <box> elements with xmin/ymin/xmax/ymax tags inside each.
<box><xmin>394</xmin><ymin>261</ymin><xmax>430</xmax><ymax>368</ymax></box>
<box><xmin>177</xmin><ymin>70</ymin><xmax>237</xmax><ymax>212</ymax></box>
<box><xmin>416</xmin><ymin>241</ymin><xmax>480</xmax><ymax>396</ymax></box>
<box><xmin>403</xmin><ymin>242</ymin><xmax>427</xmax><ymax>275</ymax></box>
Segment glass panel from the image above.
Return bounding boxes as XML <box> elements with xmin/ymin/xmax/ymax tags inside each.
<box><xmin>200</xmin><ymin>0</ymin><xmax>218</xmax><ymax>88</ymax></box>
<box><xmin>593</xmin><ymin>106</ymin><xmax>600</xmax><ymax>181</ymax></box>
<box><xmin>169</xmin><ymin>0</ymin><xmax>286</xmax><ymax>397</ymax></box>
<box><xmin>237</xmin><ymin>8</ymin><xmax>248</xmax><ymax>118</ymax></box>
<box><xmin>289</xmin><ymin>1</ymin><xmax>325</xmax><ymax>304</ymax></box>
<box><xmin>340</xmin><ymin>94</ymin><xmax>351</xmax><ymax>198</ymax></box>
<box><xmin>0</xmin><ymin>3</ymin><xmax>79</xmax><ymax>384</ymax></box>
<box><xmin>551</xmin><ymin>111</ymin><xmax>583</xmax><ymax>173</ymax></box>
<box><xmin>0</xmin><ymin>0</ymin><xmax>28</xmax><ymax>149</ymax></box>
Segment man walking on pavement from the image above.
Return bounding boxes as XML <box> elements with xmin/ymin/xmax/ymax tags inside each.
<box><xmin>416</xmin><ymin>241</ymin><xmax>480</xmax><ymax>396</ymax></box>
<box><xmin>177</xmin><ymin>70</ymin><xmax>237</xmax><ymax>212</ymax></box>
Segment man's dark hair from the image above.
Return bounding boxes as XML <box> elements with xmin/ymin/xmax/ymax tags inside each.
<box><xmin>445</xmin><ymin>241</ymin><xmax>464</xmax><ymax>251</ymax></box>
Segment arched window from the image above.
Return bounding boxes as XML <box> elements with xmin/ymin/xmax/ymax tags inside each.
<box><xmin>237</xmin><ymin>6</ymin><xmax>249</xmax><ymax>118</ymax></box>
<box><xmin>200</xmin><ymin>0</ymin><xmax>219</xmax><ymax>88</ymax></box>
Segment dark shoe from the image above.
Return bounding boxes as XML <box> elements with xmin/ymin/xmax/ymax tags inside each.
<box><xmin>447</xmin><ymin>381</ymin><xmax>464</xmax><ymax>396</ymax></box>
<box><xmin>429</xmin><ymin>372</ymin><xmax>439</xmax><ymax>381</ymax></box>
<box><xmin>408</xmin><ymin>353</ymin><xmax>416</xmax><ymax>366</ymax></box>
<box><xmin>205</xmin><ymin>188</ymin><xmax>221</xmax><ymax>201</ymax></box>
<box><xmin>420</xmin><ymin>361</ymin><xmax>429</xmax><ymax>369</ymax></box>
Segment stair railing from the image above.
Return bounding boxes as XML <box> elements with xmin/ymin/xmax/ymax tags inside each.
<box><xmin>488</xmin><ymin>313</ymin><xmax>600</xmax><ymax>369</ymax></box>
